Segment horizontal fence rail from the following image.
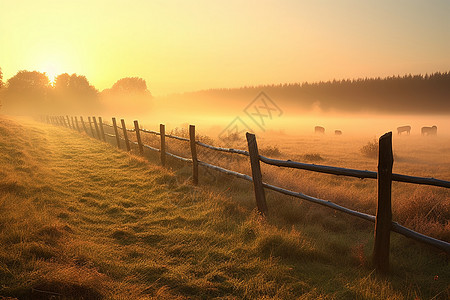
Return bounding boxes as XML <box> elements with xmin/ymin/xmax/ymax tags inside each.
<box><xmin>143</xmin><ymin>144</ymin><xmax>160</xmax><ymax>152</ymax></box>
<box><xmin>198</xmin><ymin>160</ymin><xmax>253</xmax><ymax>182</ymax></box>
<box><xmin>260</xmin><ymin>155</ymin><xmax>376</xmax><ymax>179</ymax></box>
<box><xmin>259</xmin><ymin>155</ymin><xmax>450</xmax><ymax>188</ymax></box>
<box><xmin>262</xmin><ymin>182</ymin><xmax>377</xmax><ymax>223</ymax></box>
<box><xmin>165</xmin><ymin>134</ymin><xmax>190</xmax><ymax>142</ymax></box>
<box><xmin>140</xmin><ymin>128</ymin><xmax>161</xmax><ymax>135</ymax></box>
<box><xmin>390</xmin><ymin>174</ymin><xmax>450</xmax><ymax>188</ymax></box>
<box><xmin>196</xmin><ymin>141</ymin><xmax>250</xmax><ymax>156</ymax></box>
<box><xmin>46</xmin><ymin>115</ymin><xmax>450</xmax><ymax>273</ymax></box>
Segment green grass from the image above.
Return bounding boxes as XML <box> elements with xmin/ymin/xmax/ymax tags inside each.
<box><xmin>0</xmin><ymin>116</ymin><xmax>448</xmax><ymax>299</ymax></box>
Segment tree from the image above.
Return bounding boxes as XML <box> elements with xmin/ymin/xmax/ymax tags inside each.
<box><xmin>54</xmin><ymin>73</ymin><xmax>71</xmax><ymax>90</ymax></box>
<box><xmin>52</xmin><ymin>73</ymin><xmax>100</xmax><ymax>114</ymax></box>
<box><xmin>0</xmin><ymin>67</ymin><xmax>3</xmax><ymax>110</ymax></box>
<box><xmin>2</xmin><ymin>70</ymin><xmax>51</xmax><ymax>115</ymax></box>
<box><xmin>101</xmin><ymin>77</ymin><xmax>152</xmax><ymax>116</ymax></box>
<box><xmin>0</xmin><ymin>67</ymin><xmax>3</xmax><ymax>89</ymax></box>
<box><xmin>111</xmin><ymin>77</ymin><xmax>150</xmax><ymax>94</ymax></box>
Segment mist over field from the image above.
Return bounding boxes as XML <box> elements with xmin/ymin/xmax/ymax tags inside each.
<box><xmin>1</xmin><ymin>0</ymin><xmax>450</xmax><ymax>298</ymax></box>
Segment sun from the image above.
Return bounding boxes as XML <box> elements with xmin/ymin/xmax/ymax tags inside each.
<box><xmin>37</xmin><ymin>60</ymin><xmax>63</xmax><ymax>85</ymax></box>
<box><xmin>43</xmin><ymin>64</ymin><xmax>58</xmax><ymax>85</ymax></box>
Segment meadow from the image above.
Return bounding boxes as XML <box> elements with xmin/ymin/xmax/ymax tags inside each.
<box><xmin>130</xmin><ymin>122</ymin><xmax>449</xmax><ymax>242</ymax></box>
<box><xmin>0</xmin><ymin>116</ymin><xmax>449</xmax><ymax>299</ymax></box>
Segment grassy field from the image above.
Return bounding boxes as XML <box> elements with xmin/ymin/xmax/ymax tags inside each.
<box><xmin>0</xmin><ymin>116</ymin><xmax>449</xmax><ymax>299</ymax></box>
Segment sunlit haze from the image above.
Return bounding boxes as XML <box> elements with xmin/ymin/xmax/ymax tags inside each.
<box><xmin>1</xmin><ymin>0</ymin><xmax>449</xmax><ymax>95</ymax></box>
<box><xmin>1</xmin><ymin>1</ymin><xmax>450</xmax><ymax>297</ymax></box>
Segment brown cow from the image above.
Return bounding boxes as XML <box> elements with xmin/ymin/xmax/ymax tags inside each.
<box><xmin>421</xmin><ymin>126</ymin><xmax>437</xmax><ymax>136</ymax></box>
<box><xmin>315</xmin><ymin>126</ymin><xmax>325</xmax><ymax>134</ymax></box>
<box><xmin>397</xmin><ymin>125</ymin><xmax>411</xmax><ymax>135</ymax></box>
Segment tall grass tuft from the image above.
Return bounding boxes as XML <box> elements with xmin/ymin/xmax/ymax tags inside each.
<box><xmin>360</xmin><ymin>139</ymin><xmax>378</xmax><ymax>158</ymax></box>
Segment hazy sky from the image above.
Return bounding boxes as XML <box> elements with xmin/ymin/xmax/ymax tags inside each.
<box><xmin>1</xmin><ymin>0</ymin><xmax>449</xmax><ymax>95</ymax></box>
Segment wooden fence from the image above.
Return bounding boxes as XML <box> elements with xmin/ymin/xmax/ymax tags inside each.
<box><xmin>45</xmin><ymin>115</ymin><xmax>450</xmax><ymax>273</ymax></box>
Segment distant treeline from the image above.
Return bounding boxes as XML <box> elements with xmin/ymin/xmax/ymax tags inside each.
<box><xmin>179</xmin><ymin>72</ymin><xmax>450</xmax><ymax>114</ymax></box>
<box><xmin>1</xmin><ymin>68</ymin><xmax>449</xmax><ymax>115</ymax></box>
<box><xmin>0</xmin><ymin>68</ymin><xmax>152</xmax><ymax>116</ymax></box>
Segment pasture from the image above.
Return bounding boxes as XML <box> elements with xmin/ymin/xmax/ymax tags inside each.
<box><xmin>0</xmin><ymin>116</ymin><xmax>449</xmax><ymax>299</ymax></box>
<box><xmin>144</xmin><ymin>124</ymin><xmax>449</xmax><ymax>243</ymax></box>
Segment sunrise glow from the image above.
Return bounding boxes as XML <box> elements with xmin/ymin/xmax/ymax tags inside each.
<box><xmin>1</xmin><ymin>0</ymin><xmax>449</xmax><ymax>95</ymax></box>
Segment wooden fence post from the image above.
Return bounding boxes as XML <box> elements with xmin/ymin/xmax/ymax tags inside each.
<box><xmin>66</xmin><ymin>115</ymin><xmax>71</xmax><ymax>129</ymax></box>
<box><xmin>98</xmin><ymin>117</ymin><xmax>106</xmax><ymax>141</ymax></box>
<box><xmin>112</xmin><ymin>118</ymin><xmax>121</xmax><ymax>149</ymax></box>
<box><xmin>61</xmin><ymin>116</ymin><xmax>67</xmax><ymax>127</ymax></box>
<box><xmin>92</xmin><ymin>116</ymin><xmax>101</xmax><ymax>140</ymax></box>
<box><xmin>246</xmin><ymin>132</ymin><xmax>268</xmax><ymax>215</ymax></box>
<box><xmin>160</xmin><ymin>124</ymin><xmax>166</xmax><ymax>166</ymax></box>
<box><xmin>189</xmin><ymin>125</ymin><xmax>199</xmax><ymax>185</ymax></box>
<box><xmin>373</xmin><ymin>132</ymin><xmax>393</xmax><ymax>273</ymax></box>
<box><xmin>121</xmin><ymin>119</ymin><xmax>131</xmax><ymax>151</ymax></box>
<box><xmin>134</xmin><ymin>120</ymin><xmax>144</xmax><ymax>155</ymax></box>
<box><xmin>88</xmin><ymin>117</ymin><xmax>96</xmax><ymax>137</ymax></box>
<box><xmin>71</xmin><ymin>116</ymin><xmax>76</xmax><ymax>130</ymax></box>
<box><xmin>75</xmin><ymin>116</ymin><xmax>81</xmax><ymax>133</ymax></box>
<box><xmin>80</xmin><ymin>116</ymin><xmax>88</xmax><ymax>134</ymax></box>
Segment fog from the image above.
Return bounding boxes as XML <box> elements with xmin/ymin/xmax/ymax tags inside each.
<box><xmin>145</xmin><ymin>95</ymin><xmax>450</xmax><ymax>141</ymax></box>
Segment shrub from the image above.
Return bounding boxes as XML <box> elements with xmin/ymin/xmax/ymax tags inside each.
<box><xmin>360</xmin><ymin>139</ymin><xmax>378</xmax><ymax>158</ymax></box>
<box><xmin>303</xmin><ymin>153</ymin><xmax>323</xmax><ymax>162</ymax></box>
<box><xmin>260</xmin><ymin>146</ymin><xmax>282</xmax><ymax>157</ymax></box>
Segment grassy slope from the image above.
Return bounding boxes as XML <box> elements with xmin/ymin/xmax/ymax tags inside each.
<box><xmin>0</xmin><ymin>117</ymin><xmax>448</xmax><ymax>299</ymax></box>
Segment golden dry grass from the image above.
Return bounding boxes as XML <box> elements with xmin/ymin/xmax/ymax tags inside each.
<box><xmin>0</xmin><ymin>116</ymin><xmax>449</xmax><ymax>299</ymax></box>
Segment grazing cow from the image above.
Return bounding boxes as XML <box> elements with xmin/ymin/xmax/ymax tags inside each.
<box><xmin>421</xmin><ymin>126</ymin><xmax>437</xmax><ymax>136</ymax></box>
<box><xmin>397</xmin><ymin>125</ymin><xmax>411</xmax><ymax>135</ymax></box>
<box><xmin>335</xmin><ymin>130</ymin><xmax>342</xmax><ymax>135</ymax></box>
<box><xmin>315</xmin><ymin>126</ymin><xmax>325</xmax><ymax>134</ymax></box>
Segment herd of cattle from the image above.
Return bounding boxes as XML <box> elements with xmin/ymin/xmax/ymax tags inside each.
<box><xmin>314</xmin><ymin>125</ymin><xmax>438</xmax><ymax>136</ymax></box>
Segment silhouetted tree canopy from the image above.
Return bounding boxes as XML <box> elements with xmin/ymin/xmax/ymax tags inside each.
<box><xmin>110</xmin><ymin>77</ymin><xmax>150</xmax><ymax>95</ymax></box>
<box><xmin>51</xmin><ymin>73</ymin><xmax>100</xmax><ymax>114</ymax></box>
<box><xmin>0</xmin><ymin>67</ymin><xmax>3</xmax><ymax>109</ymax></box>
<box><xmin>0</xmin><ymin>70</ymin><xmax>102</xmax><ymax>115</ymax></box>
<box><xmin>0</xmin><ymin>67</ymin><xmax>3</xmax><ymax>90</ymax></box>
<box><xmin>2</xmin><ymin>70</ymin><xmax>51</xmax><ymax>115</ymax></box>
<box><xmin>101</xmin><ymin>77</ymin><xmax>152</xmax><ymax>116</ymax></box>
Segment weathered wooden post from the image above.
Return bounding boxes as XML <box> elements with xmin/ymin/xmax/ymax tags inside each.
<box><xmin>189</xmin><ymin>125</ymin><xmax>199</xmax><ymax>185</ymax></box>
<box><xmin>74</xmin><ymin>116</ymin><xmax>81</xmax><ymax>133</ymax></box>
<box><xmin>92</xmin><ymin>116</ymin><xmax>101</xmax><ymax>140</ymax></box>
<box><xmin>121</xmin><ymin>119</ymin><xmax>131</xmax><ymax>151</ymax></box>
<box><xmin>71</xmin><ymin>116</ymin><xmax>76</xmax><ymax>129</ymax></box>
<box><xmin>373</xmin><ymin>132</ymin><xmax>394</xmax><ymax>273</ymax></box>
<box><xmin>87</xmin><ymin>117</ymin><xmax>96</xmax><ymax>137</ymax></box>
<box><xmin>98</xmin><ymin>117</ymin><xmax>106</xmax><ymax>141</ymax></box>
<box><xmin>66</xmin><ymin>115</ymin><xmax>71</xmax><ymax>129</ymax></box>
<box><xmin>160</xmin><ymin>124</ymin><xmax>166</xmax><ymax>166</ymax></box>
<box><xmin>80</xmin><ymin>116</ymin><xmax>88</xmax><ymax>134</ymax></box>
<box><xmin>112</xmin><ymin>118</ymin><xmax>121</xmax><ymax>149</ymax></box>
<box><xmin>134</xmin><ymin>120</ymin><xmax>144</xmax><ymax>155</ymax></box>
<box><xmin>246</xmin><ymin>132</ymin><xmax>268</xmax><ymax>215</ymax></box>
<box><xmin>61</xmin><ymin>116</ymin><xmax>67</xmax><ymax>127</ymax></box>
